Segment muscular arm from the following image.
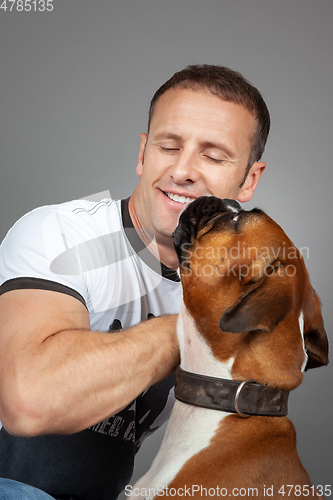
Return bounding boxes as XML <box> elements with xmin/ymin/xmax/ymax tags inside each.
<box><xmin>0</xmin><ymin>289</ymin><xmax>179</xmax><ymax>437</ymax></box>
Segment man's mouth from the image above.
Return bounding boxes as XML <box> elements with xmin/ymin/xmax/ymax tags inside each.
<box><xmin>164</xmin><ymin>192</ymin><xmax>196</xmax><ymax>204</ymax></box>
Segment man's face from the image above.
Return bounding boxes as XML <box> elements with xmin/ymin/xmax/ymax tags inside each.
<box><xmin>134</xmin><ymin>87</ymin><xmax>265</xmax><ymax>244</ymax></box>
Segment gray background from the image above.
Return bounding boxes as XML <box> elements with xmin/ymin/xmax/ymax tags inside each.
<box><xmin>0</xmin><ymin>0</ymin><xmax>332</xmax><ymax>495</ymax></box>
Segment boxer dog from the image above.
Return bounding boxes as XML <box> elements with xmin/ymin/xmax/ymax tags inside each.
<box><xmin>129</xmin><ymin>197</ymin><xmax>328</xmax><ymax>500</ymax></box>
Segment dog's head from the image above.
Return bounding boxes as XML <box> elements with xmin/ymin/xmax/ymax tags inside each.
<box><xmin>173</xmin><ymin>196</ymin><xmax>329</xmax><ymax>390</ymax></box>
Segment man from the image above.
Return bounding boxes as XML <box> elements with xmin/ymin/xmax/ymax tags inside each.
<box><xmin>0</xmin><ymin>65</ymin><xmax>269</xmax><ymax>499</ymax></box>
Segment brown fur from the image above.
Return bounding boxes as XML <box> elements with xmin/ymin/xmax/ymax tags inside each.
<box><xmin>162</xmin><ymin>198</ymin><xmax>329</xmax><ymax>499</ymax></box>
<box><xmin>167</xmin><ymin>416</ymin><xmax>315</xmax><ymax>499</ymax></box>
<box><xmin>181</xmin><ymin>210</ymin><xmax>328</xmax><ymax>390</ymax></box>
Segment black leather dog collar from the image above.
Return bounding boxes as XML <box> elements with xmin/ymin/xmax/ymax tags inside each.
<box><xmin>175</xmin><ymin>367</ymin><xmax>289</xmax><ymax>418</ymax></box>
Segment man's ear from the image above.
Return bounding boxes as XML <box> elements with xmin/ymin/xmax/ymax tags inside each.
<box><xmin>219</xmin><ymin>270</ymin><xmax>293</xmax><ymax>334</ymax></box>
<box><xmin>136</xmin><ymin>133</ymin><xmax>147</xmax><ymax>177</ymax></box>
<box><xmin>237</xmin><ymin>161</ymin><xmax>266</xmax><ymax>203</ymax></box>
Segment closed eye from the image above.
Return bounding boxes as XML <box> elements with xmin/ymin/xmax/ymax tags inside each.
<box><xmin>204</xmin><ymin>155</ymin><xmax>225</xmax><ymax>164</ymax></box>
<box><xmin>160</xmin><ymin>147</ymin><xmax>179</xmax><ymax>152</ymax></box>
<box><xmin>265</xmin><ymin>260</ymin><xmax>285</xmax><ymax>276</ymax></box>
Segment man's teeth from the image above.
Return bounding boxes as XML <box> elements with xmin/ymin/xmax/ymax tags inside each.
<box><xmin>166</xmin><ymin>192</ymin><xmax>195</xmax><ymax>204</ymax></box>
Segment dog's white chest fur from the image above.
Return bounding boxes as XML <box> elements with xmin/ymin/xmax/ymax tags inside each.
<box><xmin>177</xmin><ymin>303</ymin><xmax>234</xmax><ymax>379</ymax></box>
<box><xmin>128</xmin><ymin>302</ymin><xmax>234</xmax><ymax>499</ymax></box>
<box><xmin>129</xmin><ymin>401</ymin><xmax>223</xmax><ymax>499</ymax></box>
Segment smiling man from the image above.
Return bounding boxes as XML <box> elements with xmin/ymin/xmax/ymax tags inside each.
<box><xmin>0</xmin><ymin>65</ymin><xmax>270</xmax><ymax>499</ymax></box>
<box><xmin>131</xmin><ymin>81</ymin><xmax>268</xmax><ymax>269</ymax></box>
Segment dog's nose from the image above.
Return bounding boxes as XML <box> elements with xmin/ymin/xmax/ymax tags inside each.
<box><xmin>222</xmin><ymin>199</ymin><xmax>242</xmax><ymax>214</ymax></box>
<box><xmin>173</xmin><ymin>196</ymin><xmax>243</xmax><ymax>263</ymax></box>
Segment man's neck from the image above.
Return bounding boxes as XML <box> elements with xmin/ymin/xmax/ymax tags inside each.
<box><xmin>128</xmin><ymin>194</ymin><xmax>179</xmax><ymax>270</ymax></box>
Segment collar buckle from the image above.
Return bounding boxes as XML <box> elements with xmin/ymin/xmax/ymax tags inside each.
<box><xmin>235</xmin><ymin>379</ymin><xmax>255</xmax><ymax>418</ymax></box>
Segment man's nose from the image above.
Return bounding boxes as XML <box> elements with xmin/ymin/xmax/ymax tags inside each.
<box><xmin>169</xmin><ymin>151</ymin><xmax>200</xmax><ymax>184</ymax></box>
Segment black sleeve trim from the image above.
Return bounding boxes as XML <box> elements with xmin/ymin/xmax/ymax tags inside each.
<box><xmin>0</xmin><ymin>277</ymin><xmax>87</xmax><ymax>308</ymax></box>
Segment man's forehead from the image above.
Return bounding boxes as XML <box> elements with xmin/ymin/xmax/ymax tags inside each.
<box><xmin>150</xmin><ymin>87</ymin><xmax>256</xmax><ymax>134</ymax></box>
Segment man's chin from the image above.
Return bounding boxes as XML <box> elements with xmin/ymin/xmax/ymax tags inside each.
<box><xmin>153</xmin><ymin>223</ymin><xmax>178</xmax><ymax>243</ymax></box>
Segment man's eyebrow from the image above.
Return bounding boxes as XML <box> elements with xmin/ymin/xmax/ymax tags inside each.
<box><xmin>152</xmin><ymin>132</ymin><xmax>182</xmax><ymax>142</ymax></box>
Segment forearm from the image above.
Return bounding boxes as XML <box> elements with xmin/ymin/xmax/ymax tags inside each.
<box><xmin>1</xmin><ymin>315</ymin><xmax>179</xmax><ymax>437</ymax></box>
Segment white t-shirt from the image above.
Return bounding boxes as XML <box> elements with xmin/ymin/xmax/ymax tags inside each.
<box><xmin>0</xmin><ymin>197</ymin><xmax>182</xmax><ymax>499</ymax></box>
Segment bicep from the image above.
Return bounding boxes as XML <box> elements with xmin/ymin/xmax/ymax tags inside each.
<box><xmin>0</xmin><ymin>288</ymin><xmax>90</xmax><ymax>362</ymax></box>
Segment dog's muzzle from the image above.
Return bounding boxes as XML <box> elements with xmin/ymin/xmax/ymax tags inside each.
<box><xmin>173</xmin><ymin>196</ymin><xmax>242</xmax><ymax>265</ymax></box>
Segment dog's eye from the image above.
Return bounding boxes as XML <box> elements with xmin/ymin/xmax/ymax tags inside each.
<box><xmin>266</xmin><ymin>261</ymin><xmax>284</xmax><ymax>276</ymax></box>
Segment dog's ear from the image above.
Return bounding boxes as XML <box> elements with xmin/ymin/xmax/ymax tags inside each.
<box><xmin>304</xmin><ymin>292</ymin><xmax>329</xmax><ymax>370</ymax></box>
<box><xmin>219</xmin><ymin>269</ymin><xmax>293</xmax><ymax>334</ymax></box>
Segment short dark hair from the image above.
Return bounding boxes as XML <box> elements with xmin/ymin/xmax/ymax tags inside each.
<box><xmin>148</xmin><ymin>65</ymin><xmax>270</xmax><ymax>182</ymax></box>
